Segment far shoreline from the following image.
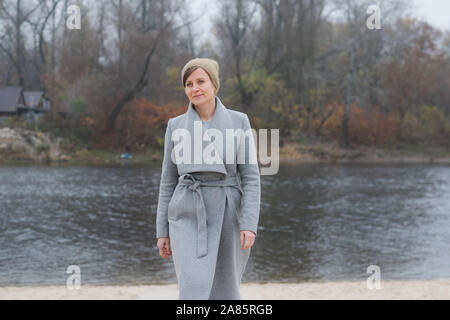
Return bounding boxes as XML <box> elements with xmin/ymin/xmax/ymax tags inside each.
<box><xmin>2</xmin><ymin>156</ymin><xmax>450</xmax><ymax>167</ymax></box>
<box><xmin>1</xmin><ymin>140</ymin><xmax>449</xmax><ymax>166</ymax></box>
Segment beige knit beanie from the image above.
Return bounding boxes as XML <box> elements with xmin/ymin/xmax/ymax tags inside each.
<box><xmin>181</xmin><ymin>58</ymin><xmax>220</xmax><ymax>94</ymax></box>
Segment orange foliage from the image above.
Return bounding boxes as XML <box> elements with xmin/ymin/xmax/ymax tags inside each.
<box><xmin>348</xmin><ymin>105</ymin><xmax>399</xmax><ymax>145</ymax></box>
<box><xmin>108</xmin><ymin>98</ymin><xmax>185</xmax><ymax>150</ymax></box>
<box><xmin>319</xmin><ymin>103</ymin><xmax>400</xmax><ymax>146</ymax></box>
<box><xmin>317</xmin><ymin>103</ymin><xmax>344</xmax><ymax>139</ymax></box>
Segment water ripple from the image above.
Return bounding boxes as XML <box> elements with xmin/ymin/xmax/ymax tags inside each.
<box><xmin>1</xmin><ymin>163</ymin><xmax>449</xmax><ymax>285</ymax></box>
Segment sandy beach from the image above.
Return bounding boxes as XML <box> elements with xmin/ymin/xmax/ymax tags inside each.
<box><xmin>1</xmin><ymin>280</ymin><xmax>449</xmax><ymax>300</ymax></box>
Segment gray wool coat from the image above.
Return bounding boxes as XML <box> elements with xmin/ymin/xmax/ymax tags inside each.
<box><xmin>156</xmin><ymin>96</ymin><xmax>261</xmax><ymax>300</ymax></box>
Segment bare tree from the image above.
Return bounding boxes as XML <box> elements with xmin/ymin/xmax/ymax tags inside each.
<box><xmin>105</xmin><ymin>0</ymin><xmax>188</xmax><ymax>132</ymax></box>
<box><xmin>213</xmin><ymin>0</ymin><xmax>258</xmax><ymax>113</ymax></box>
<box><xmin>320</xmin><ymin>0</ymin><xmax>408</xmax><ymax>146</ymax></box>
<box><xmin>23</xmin><ymin>0</ymin><xmax>63</xmax><ymax>90</ymax></box>
<box><xmin>0</xmin><ymin>0</ymin><xmax>40</xmax><ymax>87</ymax></box>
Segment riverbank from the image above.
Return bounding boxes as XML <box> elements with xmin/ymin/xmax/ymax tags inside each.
<box><xmin>1</xmin><ymin>280</ymin><xmax>450</xmax><ymax>299</ymax></box>
<box><xmin>53</xmin><ymin>140</ymin><xmax>450</xmax><ymax>166</ymax></box>
<box><xmin>1</xmin><ymin>127</ymin><xmax>449</xmax><ymax>165</ymax></box>
<box><xmin>278</xmin><ymin>141</ymin><xmax>450</xmax><ymax>164</ymax></box>
<box><xmin>0</xmin><ymin>127</ymin><xmax>164</xmax><ymax>166</ymax></box>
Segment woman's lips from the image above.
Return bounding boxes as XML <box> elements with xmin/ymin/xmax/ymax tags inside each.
<box><xmin>193</xmin><ymin>94</ymin><xmax>203</xmax><ymax>98</ymax></box>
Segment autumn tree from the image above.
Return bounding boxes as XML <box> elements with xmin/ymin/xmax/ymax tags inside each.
<box><xmin>383</xmin><ymin>19</ymin><xmax>441</xmax><ymax>141</ymax></box>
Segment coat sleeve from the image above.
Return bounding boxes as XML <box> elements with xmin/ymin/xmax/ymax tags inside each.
<box><xmin>237</xmin><ymin>114</ymin><xmax>261</xmax><ymax>236</ymax></box>
<box><xmin>156</xmin><ymin>118</ymin><xmax>179</xmax><ymax>238</ymax></box>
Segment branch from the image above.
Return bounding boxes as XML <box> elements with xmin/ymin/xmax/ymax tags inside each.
<box><xmin>38</xmin><ymin>0</ymin><xmax>61</xmax><ymax>66</ymax></box>
<box><xmin>0</xmin><ymin>42</ymin><xmax>16</xmax><ymax>64</ymax></box>
<box><xmin>22</xmin><ymin>2</ymin><xmax>41</xmax><ymax>22</ymax></box>
<box><xmin>315</xmin><ymin>29</ymin><xmax>370</xmax><ymax>63</ymax></box>
<box><xmin>0</xmin><ymin>1</ymin><xmax>14</xmax><ymax>21</ymax></box>
<box><xmin>105</xmin><ymin>19</ymin><xmax>173</xmax><ymax>132</ymax></box>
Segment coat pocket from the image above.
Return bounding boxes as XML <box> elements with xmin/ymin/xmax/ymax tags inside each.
<box><xmin>168</xmin><ymin>186</ymin><xmax>195</xmax><ymax>222</ymax></box>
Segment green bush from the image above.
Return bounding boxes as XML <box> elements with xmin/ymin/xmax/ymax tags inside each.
<box><xmin>70</xmin><ymin>98</ymin><xmax>87</xmax><ymax>115</ymax></box>
<box><xmin>36</xmin><ymin>112</ymin><xmax>92</xmax><ymax>148</ymax></box>
<box><xmin>419</xmin><ymin>105</ymin><xmax>445</xmax><ymax>129</ymax></box>
<box><xmin>417</xmin><ymin>105</ymin><xmax>450</xmax><ymax>146</ymax></box>
<box><xmin>224</xmin><ymin>67</ymin><xmax>295</xmax><ymax>132</ymax></box>
<box><xmin>36</xmin><ymin>144</ymin><xmax>50</xmax><ymax>154</ymax></box>
<box><xmin>2</xmin><ymin>116</ymin><xmax>28</xmax><ymax>129</ymax></box>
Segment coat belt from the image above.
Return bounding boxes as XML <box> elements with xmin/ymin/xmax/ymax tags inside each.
<box><xmin>178</xmin><ymin>173</ymin><xmax>243</xmax><ymax>258</ymax></box>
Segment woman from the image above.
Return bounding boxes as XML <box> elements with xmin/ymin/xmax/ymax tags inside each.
<box><xmin>156</xmin><ymin>58</ymin><xmax>261</xmax><ymax>300</ymax></box>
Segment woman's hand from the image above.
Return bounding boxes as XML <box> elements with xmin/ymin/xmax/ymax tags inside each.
<box><xmin>240</xmin><ymin>230</ymin><xmax>256</xmax><ymax>250</ymax></box>
<box><xmin>157</xmin><ymin>237</ymin><xmax>172</xmax><ymax>259</ymax></box>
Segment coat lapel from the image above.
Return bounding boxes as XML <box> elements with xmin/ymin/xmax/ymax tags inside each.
<box><xmin>179</xmin><ymin>96</ymin><xmax>231</xmax><ymax>176</ymax></box>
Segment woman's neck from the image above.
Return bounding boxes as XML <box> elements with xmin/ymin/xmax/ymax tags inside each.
<box><xmin>193</xmin><ymin>98</ymin><xmax>217</xmax><ymax>121</ymax></box>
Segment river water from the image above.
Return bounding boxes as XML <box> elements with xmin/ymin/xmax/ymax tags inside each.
<box><xmin>0</xmin><ymin>163</ymin><xmax>449</xmax><ymax>286</ymax></box>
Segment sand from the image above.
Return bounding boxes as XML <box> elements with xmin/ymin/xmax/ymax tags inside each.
<box><xmin>1</xmin><ymin>280</ymin><xmax>449</xmax><ymax>300</ymax></box>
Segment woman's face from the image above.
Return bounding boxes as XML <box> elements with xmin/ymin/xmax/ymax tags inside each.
<box><xmin>184</xmin><ymin>67</ymin><xmax>216</xmax><ymax>107</ymax></box>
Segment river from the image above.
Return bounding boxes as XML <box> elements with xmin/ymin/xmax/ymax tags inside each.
<box><xmin>0</xmin><ymin>163</ymin><xmax>449</xmax><ymax>286</ymax></box>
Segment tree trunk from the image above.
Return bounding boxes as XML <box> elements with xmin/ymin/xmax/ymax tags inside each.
<box><xmin>15</xmin><ymin>0</ymin><xmax>25</xmax><ymax>87</ymax></box>
<box><xmin>342</xmin><ymin>46</ymin><xmax>355</xmax><ymax>148</ymax></box>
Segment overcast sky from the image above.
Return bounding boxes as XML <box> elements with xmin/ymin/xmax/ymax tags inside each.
<box><xmin>189</xmin><ymin>0</ymin><xmax>450</xmax><ymax>52</ymax></box>
<box><xmin>192</xmin><ymin>0</ymin><xmax>450</xmax><ymax>33</ymax></box>
<box><xmin>413</xmin><ymin>0</ymin><xmax>450</xmax><ymax>31</ymax></box>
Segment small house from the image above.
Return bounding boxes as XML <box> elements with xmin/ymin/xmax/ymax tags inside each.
<box><xmin>0</xmin><ymin>86</ymin><xmax>51</xmax><ymax>123</ymax></box>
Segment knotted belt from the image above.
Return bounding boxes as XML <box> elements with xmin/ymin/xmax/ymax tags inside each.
<box><xmin>178</xmin><ymin>173</ymin><xmax>243</xmax><ymax>258</ymax></box>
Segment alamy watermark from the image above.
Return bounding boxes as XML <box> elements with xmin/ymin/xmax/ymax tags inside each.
<box><xmin>68</xmin><ymin>4</ymin><xmax>382</xmax><ymax>31</ymax></box>
<box><xmin>66</xmin><ymin>5</ymin><xmax>81</xmax><ymax>30</ymax></box>
<box><xmin>66</xmin><ymin>265</ymin><xmax>81</xmax><ymax>289</ymax></box>
<box><xmin>366</xmin><ymin>265</ymin><xmax>381</xmax><ymax>289</ymax></box>
<box><xmin>170</xmin><ymin>120</ymin><xmax>279</xmax><ymax>175</ymax></box>
<box><xmin>366</xmin><ymin>5</ymin><xmax>382</xmax><ymax>30</ymax></box>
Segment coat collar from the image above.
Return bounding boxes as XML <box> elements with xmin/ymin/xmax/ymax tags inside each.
<box><xmin>177</xmin><ymin>96</ymin><xmax>232</xmax><ymax>176</ymax></box>
<box><xmin>186</xmin><ymin>96</ymin><xmax>229</xmax><ymax>132</ymax></box>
